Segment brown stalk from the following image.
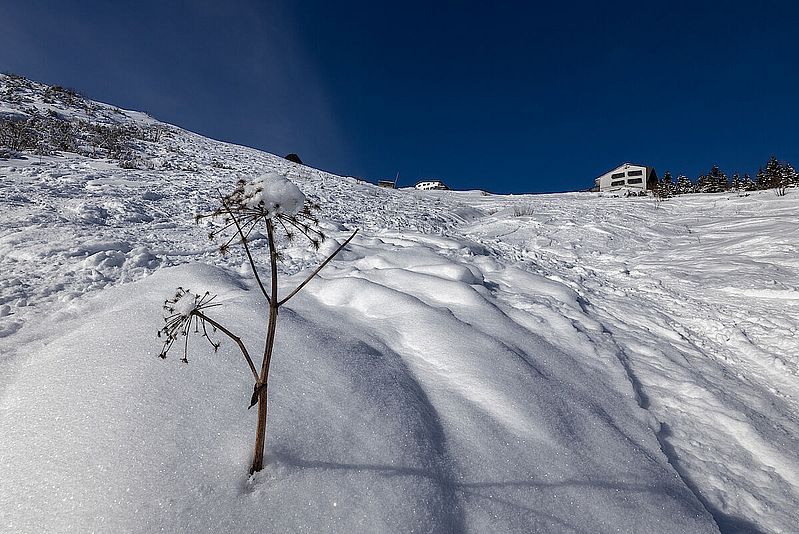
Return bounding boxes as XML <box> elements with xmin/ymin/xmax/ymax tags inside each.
<box><xmin>249</xmin><ymin>218</ymin><xmax>280</xmax><ymax>473</ymax></box>
<box><xmin>191</xmin><ymin>310</ymin><xmax>259</xmax><ymax>382</ymax></box>
<box><xmin>277</xmin><ymin>229</ymin><xmax>358</xmax><ymax>307</ymax></box>
<box><xmin>219</xmin><ymin>193</ymin><xmax>271</xmax><ymax>305</ymax></box>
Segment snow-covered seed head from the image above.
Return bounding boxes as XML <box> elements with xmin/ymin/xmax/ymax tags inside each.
<box><xmin>240</xmin><ymin>172</ymin><xmax>305</xmax><ymax>218</ymax></box>
<box><xmin>204</xmin><ymin>172</ymin><xmax>326</xmax><ymax>253</ymax></box>
<box><xmin>157</xmin><ymin>288</ymin><xmax>221</xmax><ymax>362</ymax></box>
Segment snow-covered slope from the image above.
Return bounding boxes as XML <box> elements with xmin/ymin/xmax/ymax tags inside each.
<box><xmin>1</xmin><ymin>76</ymin><xmax>797</xmax><ymax>533</ymax></box>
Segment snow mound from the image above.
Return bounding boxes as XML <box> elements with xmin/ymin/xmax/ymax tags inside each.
<box><xmin>173</xmin><ymin>290</ymin><xmax>200</xmax><ymax>317</ymax></box>
<box><xmin>0</xmin><ymin>263</ymin><xmax>717</xmax><ymax>533</ymax></box>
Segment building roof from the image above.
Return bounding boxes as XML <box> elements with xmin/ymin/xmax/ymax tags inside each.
<box><xmin>594</xmin><ymin>162</ymin><xmax>653</xmax><ymax>181</ymax></box>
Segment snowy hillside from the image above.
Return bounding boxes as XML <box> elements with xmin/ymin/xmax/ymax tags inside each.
<box><xmin>1</xmin><ymin>75</ymin><xmax>798</xmax><ymax>533</ymax></box>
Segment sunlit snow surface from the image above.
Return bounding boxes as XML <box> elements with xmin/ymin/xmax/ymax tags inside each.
<box><xmin>1</xmin><ymin>81</ymin><xmax>798</xmax><ymax>533</ymax></box>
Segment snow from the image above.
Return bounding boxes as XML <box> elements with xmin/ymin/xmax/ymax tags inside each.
<box><xmin>173</xmin><ymin>290</ymin><xmax>199</xmax><ymax>317</ymax></box>
<box><xmin>2</xmin><ymin>75</ymin><xmax>799</xmax><ymax>532</ymax></box>
<box><xmin>241</xmin><ymin>172</ymin><xmax>306</xmax><ymax>216</ymax></box>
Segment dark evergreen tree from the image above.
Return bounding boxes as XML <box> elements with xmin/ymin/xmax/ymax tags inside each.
<box><xmin>695</xmin><ymin>172</ymin><xmax>708</xmax><ymax>193</ymax></box>
<box><xmin>659</xmin><ymin>170</ymin><xmax>675</xmax><ymax>198</ymax></box>
<box><xmin>755</xmin><ymin>167</ymin><xmax>768</xmax><ymax>190</ymax></box>
<box><xmin>696</xmin><ymin>165</ymin><xmax>727</xmax><ymax>193</ymax></box>
<box><xmin>675</xmin><ymin>173</ymin><xmax>693</xmax><ymax>195</ymax></box>
<box><xmin>779</xmin><ymin>161</ymin><xmax>797</xmax><ymax>189</ymax></box>
<box><xmin>730</xmin><ymin>172</ymin><xmax>742</xmax><ymax>192</ymax></box>
<box><xmin>761</xmin><ymin>156</ymin><xmax>781</xmax><ymax>189</ymax></box>
<box><xmin>711</xmin><ymin>165</ymin><xmax>728</xmax><ymax>192</ymax></box>
<box><xmin>742</xmin><ymin>173</ymin><xmax>755</xmax><ymax>191</ymax></box>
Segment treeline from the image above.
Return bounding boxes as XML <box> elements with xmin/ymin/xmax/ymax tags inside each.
<box><xmin>656</xmin><ymin>156</ymin><xmax>798</xmax><ymax>198</ymax></box>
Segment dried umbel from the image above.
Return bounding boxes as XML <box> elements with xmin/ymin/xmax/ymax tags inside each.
<box><xmin>200</xmin><ymin>172</ymin><xmax>325</xmax><ymax>254</ymax></box>
<box><xmin>157</xmin><ymin>288</ymin><xmax>221</xmax><ymax>363</ymax></box>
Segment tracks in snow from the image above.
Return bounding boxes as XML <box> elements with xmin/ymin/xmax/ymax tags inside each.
<box><xmin>462</xmin><ymin>196</ymin><xmax>799</xmax><ymax>533</ymax></box>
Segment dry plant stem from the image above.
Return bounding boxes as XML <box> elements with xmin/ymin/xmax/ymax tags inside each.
<box><xmin>262</xmin><ymin>218</ymin><xmax>280</xmax><ymax>384</ymax></box>
<box><xmin>278</xmin><ymin>229</ymin><xmax>359</xmax><ymax>307</ymax></box>
<box><xmin>192</xmin><ymin>310</ymin><xmax>259</xmax><ymax>381</ymax></box>
<box><xmin>250</xmin><ymin>219</ymin><xmax>280</xmax><ymax>474</ymax></box>
<box><xmin>242</xmin><ymin>217</ymin><xmax>356</xmax><ymax>474</ymax></box>
<box><xmin>220</xmin><ymin>196</ymin><xmax>271</xmax><ymax>305</ymax></box>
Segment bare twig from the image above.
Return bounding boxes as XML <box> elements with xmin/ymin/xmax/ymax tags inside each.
<box><xmin>278</xmin><ymin>229</ymin><xmax>358</xmax><ymax>307</ymax></box>
<box><xmin>218</xmin><ymin>190</ymin><xmax>271</xmax><ymax>305</ymax></box>
<box><xmin>192</xmin><ymin>310</ymin><xmax>259</xmax><ymax>381</ymax></box>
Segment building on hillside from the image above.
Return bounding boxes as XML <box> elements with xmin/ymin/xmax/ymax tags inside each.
<box><xmin>415</xmin><ymin>179</ymin><xmax>449</xmax><ymax>191</ymax></box>
<box><xmin>594</xmin><ymin>163</ymin><xmax>658</xmax><ymax>193</ymax></box>
<box><xmin>378</xmin><ymin>172</ymin><xmax>401</xmax><ymax>189</ymax></box>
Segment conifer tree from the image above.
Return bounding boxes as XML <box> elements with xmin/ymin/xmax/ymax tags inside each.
<box><xmin>756</xmin><ymin>167</ymin><xmax>768</xmax><ymax>190</ymax></box>
<box><xmin>695</xmin><ymin>172</ymin><xmax>708</xmax><ymax>193</ymax></box>
<box><xmin>710</xmin><ymin>164</ymin><xmax>728</xmax><ymax>192</ymax></box>
<box><xmin>696</xmin><ymin>165</ymin><xmax>727</xmax><ymax>193</ymax></box>
<box><xmin>730</xmin><ymin>172</ymin><xmax>742</xmax><ymax>193</ymax></box>
<box><xmin>742</xmin><ymin>173</ymin><xmax>755</xmax><ymax>191</ymax></box>
<box><xmin>773</xmin><ymin>160</ymin><xmax>795</xmax><ymax>196</ymax></box>
<box><xmin>661</xmin><ymin>170</ymin><xmax>675</xmax><ymax>197</ymax></box>
<box><xmin>675</xmin><ymin>173</ymin><xmax>693</xmax><ymax>195</ymax></box>
<box><xmin>780</xmin><ymin>161</ymin><xmax>797</xmax><ymax>188</ymax></box>
<box><xmin>762</xmin><ymin>156</ymin><xmax>781</xmax><ymax>189</ymax></box>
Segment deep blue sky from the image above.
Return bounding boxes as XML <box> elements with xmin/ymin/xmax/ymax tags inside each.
<box><xmin>2</xmin><ymin>0</ymin><xmax>797</xmax><ymax>193</ymax></box>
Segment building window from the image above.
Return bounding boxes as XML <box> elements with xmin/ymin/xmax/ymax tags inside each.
<box><xmin>611</xmin><ymin>172</ymin><xmax>625</xmax><ymax>179</ymax></box>
<box><xmin>611</xmin><ymin>180</ymin><xmax>625</xmax><ymax>186</ymax></box>
<box><xmin>627</xmin><ymin>170</ymin><xmax>643</xmax><ymax>176</ymax></box>
<box><xmin>627</xmin><ymin>178</ymin><xmax>643</xmax><ymax>184</ymax></box>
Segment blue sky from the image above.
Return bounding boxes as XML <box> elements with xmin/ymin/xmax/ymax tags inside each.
<box><xmin>2</xmin><ymin>0</ymin><xmax>797</xmax><ymax>193</ymax></box>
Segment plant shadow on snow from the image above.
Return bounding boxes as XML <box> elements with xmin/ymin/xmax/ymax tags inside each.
<box><xmin>657</xmin><ymin>424</ymin><xmax>768</xmax><ymax>534</ymax></box>
<box><xmin>282</xmin><ymin>314</ymin><xmax>467</xmax><ymax>533</ymax></box>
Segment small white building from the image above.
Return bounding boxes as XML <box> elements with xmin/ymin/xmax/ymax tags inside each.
<box><xmin>415</xmin><ymin>180</ymin><xmax>449</xmax><ymax>191</ymax></box>
<box><xmin>595</xmin><ymin>163</ymin><xmax>658</xmax><ymax>193</ymax></box>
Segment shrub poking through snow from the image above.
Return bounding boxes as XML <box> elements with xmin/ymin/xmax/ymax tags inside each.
<box><xmin>157</xmin><ymin>172</ymin><xmax>358</xmax><ymax>474</ymax></box>
<box><xmin>512</xmin><ymin>204</ymin><xmax>534</xmax><ymax>217</ymax></box>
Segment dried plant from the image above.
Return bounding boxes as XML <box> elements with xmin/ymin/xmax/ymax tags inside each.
<box><xmin>158</xmin><ymin>172</ymin><xmax>357</xmax><ymax>474</ymax></box>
